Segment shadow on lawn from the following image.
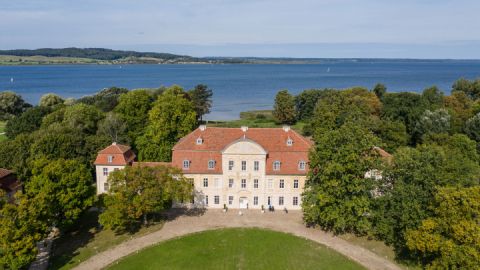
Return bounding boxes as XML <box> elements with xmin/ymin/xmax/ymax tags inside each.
<box><xmin>161</xmin><ymin>207</ymin><xmax>207</xmax><ymax>222</ymax></box>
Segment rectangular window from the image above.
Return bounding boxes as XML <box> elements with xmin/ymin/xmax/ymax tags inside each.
<box><xmin>228</xmin><ymin>160</ymin><xmax>234</xmax><ymax>170</ymax></box>
<box><xmin>279</xmin><ymin>196</ymin><xmax>284</xmax><ymax>206</ymax></box>
<box><xmin>229</xmin><ymin>179</ymin><xmax>234</xmax><ymax>188</ymax></box>
<box><xmin>293</xmin><ymin>196</ymin><xmax>298</xmax><ymax>206</ymax></box>
<box><xmin>241</xmin><ymin>161</ymin><xmax>246</xmax><ymax>171</ymax></box>
<box><xmin>294</xmin><ymin>179</ymin><xmax>299</xmax><ymax>189</ymax></box>
<box><xmin>241</xmin><ymin>179</ymin><xmax>246</xmax><ymax>189</ymax></box>
<box><xmin>254</xmin><ymin>161</ymin><xmax>259</xmax><ymax>171</ymax></box>
<box><xmin>203</xmin><ymin>178</ymin><xmax>208</xmax><ymax>187</ymax></box>
<box><xmin>267</xmin><ymin>196</ymin><xmax>271</xmax><ymax>205</ymax></box>
<box><xmin>254</xmin><ymin>179</ymin><xmax>259</xmax><ymax>188</ymax></box>
<box><xmin>107</xmin><ymin>155</ymin><xmax>113</xmax><ymax>163</ymax></box>
<box><xmin>205</xmin><ymin>195</ymin><xmax>209</xmax><ymax>205</ymax></box>
<box><xmin>267</xmin><ymin>179</ymin><xmax>273</xmax><ymax>189</ymax></box>
<box><xmin>214</xmin><ymin>195</ymin><xmax>220</xmax><ymax>204</ymax></box>
<box><xmin>254</xmin><ymin>196</ymin><xmax>258</xmax><ymax>205</ymax></box>
<box><xmin>273</xmin><ymin>161</ymin><xmax>281</xmax><ymax>171</ymax></box>
<box><xmin>298</xmin><ymin>161</ymin><xmax>306</xmax><ymax>170</ymax></box>
<box><xmin>103</xmin><ymin>168</ymin><xmax>108</xmax><ymax>176</ymax></box>
<box><xmin>279</xmin><ymin>179</ymin><xmax>285</xmax><ymax>189</ymax></box>
<box><xmin>214</xmin><ymin>178</ymin><xmax>221</xmax><ymax>188</ymax></box>
<box><xmin>208</xmin><ymin>160</ymin><xmax>215</xmax><ymax>169</ymax></box>
<box><xmin>228</xmin><ymin>196</ymin><xmax>234</xmax><ymax>205</ymax></box>
<box><xmin>183</xmin><ymin>160</ymin><xmax>190</xmax><ymax>169</ymax></box>
<box><xmin>104</xmin><ymin>182</ymin><xmax>109</xmax><ymax>192</ymax></box>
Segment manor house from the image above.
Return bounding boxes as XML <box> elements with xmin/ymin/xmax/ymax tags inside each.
<box><xmin>95</xmin><ymin>125</ymin><xmax>313</xmax><ymax>210</ymax></box>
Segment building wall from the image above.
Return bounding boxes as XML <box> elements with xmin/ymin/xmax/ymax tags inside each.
<box><xmin>95</xmin><ymin>165</ymin><xmax>126</xmax><ymax>194</ymax></box>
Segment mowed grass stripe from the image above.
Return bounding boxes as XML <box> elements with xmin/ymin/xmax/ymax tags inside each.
<box><xmin>107</xmin><ymin>228</ymin><xmax>365</xmax><ymax>270</ymax></box>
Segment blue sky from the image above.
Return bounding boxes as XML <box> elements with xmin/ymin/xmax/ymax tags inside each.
<box><xmin>1</xmin><ymin>0</ymin><xmax>480</xmax><ymax>58</ymax></box>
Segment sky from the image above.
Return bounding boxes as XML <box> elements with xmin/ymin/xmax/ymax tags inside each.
<box><xmin>1</xmin><ymin>0</ymin><xmax>480</xmax><ymax>59</ymax></box>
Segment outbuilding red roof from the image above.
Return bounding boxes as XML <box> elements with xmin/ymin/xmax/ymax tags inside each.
<box><xmin>94</xmin><ymin>143</ymin><xmax>136</xmax><ymax>166</ymax></box>
<box><xmin>172</xmin><ymin>126</ymin><xmax>313</xmax><ymax>175</ymax></box>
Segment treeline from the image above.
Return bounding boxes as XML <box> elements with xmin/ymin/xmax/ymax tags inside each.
<box><xmin>0</xmin><ymin>84</ymin><xmax>212</xmax><ymax>269</ymax></box>
<box><xmin>270</xmin><ymin>78</ymin><xmax>480</xmax><ymax>269</ymax></box>
<box><xmin>0</xmin><ymin>48</ymin><xmax>192</xmax><ymax>61</ymax></box>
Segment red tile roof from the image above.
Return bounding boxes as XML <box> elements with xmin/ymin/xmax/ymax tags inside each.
<box><xmin>94</xmin><ymin>143</ymin><xmax>136</xmax><ymax>166</ymax></box>
<box><xmin>0</xmin><ymin>168</ymin><xmax>13</xmax><ymax>179</ymax></box>
<box><xmin>132</xmin><ymin>162</ymin><xmax>172</xmax><ymax>168</ymax></box>
<box><xmin>172</xmin><ymin>127</ymin><xmax>313</xmax><ymax>175</ymax></box>
<box><xmin>0</xmin><ymin>168</ymin><xmax>22</xmax><ymax>193</ymax></box>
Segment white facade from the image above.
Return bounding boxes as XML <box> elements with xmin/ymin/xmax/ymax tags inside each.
<box><xmin>186</xmin><ymin>139</ymin><xmax>305</xmax><ymax>210</ymax></box>
<box><xmin>95</xmin><ymin>165</ymin><xmax>125</xmax><ymax>195</ymax></box>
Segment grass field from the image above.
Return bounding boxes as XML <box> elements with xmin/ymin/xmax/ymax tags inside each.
<box><xmin>48</xmin><ymin>210</ymin><xmax>165</xmax><ymax>270</ymax></box>
<box><xmin>0</xmin><ymin>121</ymin><xmax>6</xmax><ymax>141</ymax></box>
<box><xmin>107</xmin><ymin>228</ymin><xmax>365</xmax><ymax>270</ymax></box>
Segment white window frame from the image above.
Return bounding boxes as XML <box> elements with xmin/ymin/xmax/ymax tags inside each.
<box><xmin>229</xmin><ymin>179</ymin><xmax>234</xmax><ymax>188</ymax></box>
<box><xmin>254</xmin><ymin>161</ymin><xmax>259</xmax><ymax>171</ymax></box>
<box><xmin>205</xmin><ymin>195</ymin><xmax>208</xmax><ymax>205</ymax></box>
<box><xmin>203</xmin><ymin>178</ymin><xmax>208</xmax><ymax>187</ymax></box>
<box><xmin>183</xmin><ymin>160</ymin><xmax>190</xmax><ymax>169</ymax></box>
<box><xmin>214</xmin><ymin>195</ymin><xmax>220</xmax><ymax>205</ymax></box>
<box><xmin>107</xmin><ymin>155</ymin><xmax>113</xmax><ymax>163</ymax></box>
<box><xmin>104</xmin><ymin>182</ymin><xmax>109</xmax><ymax>192</ymax></box>
<box><xmin>241</xmin><ymin>179</ymin><xmax>246</xmax><ymax>189</ymax></box>
<box><xmin>253</xmin><ymin>179</ymin><xmax>259</xmax><ymax>188</ymax></box>
<box><xmin>228</xmin><ymin>160</ymin><xmax>234</xmax><ymax>170</ymax></box>
<box><xmin>298</xmin><ymin>161</ymin><xmax>306</xmax><ymax>171</ymax></box>
<box><xmin>214</xmin><ymin>178</ymin><xmax>221</xmax><ymax>188</ymax></box>
<box><xmin>279</xmin><ymin>179</ymin><xmax>285</xmax><ymax>189</ymax></box>
<box><xmin>293</xmin><ymin>196</ymin><xmax>298</xmax><ymax>206</ymax></box>
<box><xmin>279</xmin><ymin>196</ymin><xmax>284</xmax><ymax>206</ymax></box>
<box><xmin>273</xmin><ymin>161</ymin><xmax>281</xmax><ymax>171</ymax></box>
<box><xmin>103</xmin><ymin>168</ymin><xmax>108</xmax><ymax>176</ymax></box>
<box><xmin>196</xmin><ymin>138</ymin><xmax>203</xmax><ymax>145</ymax></box>
<box><xmin>228</xmin><ymin>196</ymin><xmax>234</xmax><ymax>205</ymax></box>
<box><xmin>241</xmin><ymin>161</ymin><xmax>247</xmax><ymax>171</ymax></box>
<box><xmin>254</xmin><ymin>196</ymin><xmax>258</xmax><ymax>205</ymax></box>
<box><xmin>208</xmin><ymin>160</ymin><xmax>215</xmax><ymax>170</ymax></box>
<box><xmin>293</xmin><ymin>179</ymin><xmax>299</xmax><ymax>189</ymax></box>
<box><xmin>267</xmin><ymin>179</ymin><xmax>273</xmax><ymax>189</ymax></box>
<box><xmin>287</xmin><ymin>138</ymin><xmax>293</xmax><ymax>146</ymax></box>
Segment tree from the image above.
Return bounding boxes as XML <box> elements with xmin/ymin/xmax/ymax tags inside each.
<box><xmin>188</xmin><ymin>84</ymin><xmax>213</xmax><ymax>121</ymax></box>
<box><xmin>464</xmin><ymin>112</ymin><xmax>480</xmax><ymax>142</ymax></box>
<box><xmin>26</xmin><ymin>158</ymin><xmax>95</xmax><ymax>228</ymax></box>
<box><xmin>294</xmin><ymin>89</ymin><xmax>326</xmax><ymax>121</ymax></box>
<box><xmin>373</xmin><ymin>83</ymin><xmax>387</xmax><ymax>99</ymax></box>
<box><xmin>443</xmin><ymin>91</ymin><xmax>475</xmax><ymax>133</ymax></box>
<box><xmin>39</xmin><ymin>93</ymin><xmax>64</xmax><ymax>107</ymax></box>
<box><xmin>375</xmin><ymin>119</ymin><xmax>409</xmax><ymax>153</ymax></box>
<box><xmin>76</xmin><ymin>87</ymin><xmax>128</xmax><ymax>112</ymax></box>
<box><xmin>136</xmin><ymin>87</ymin><xmax>197</xmax><ymax>161</ymax></box>
<box><xmin>97</xmin><ymin>112</ymin><xmax>127</xmax><ymax>143</ymax></box>
<box><xmin>452</xmin><ymin>78</ymin><xmax>480</xmax><ymax>100</ymax></box>
<box><xmin>303</xmin><ymin>123</ymin><xmax>382</xmax><ymax>234</ymax></box>
<box><xmin>422</xmin><ymin>86</ymin><xmax>444</xmax><ymax>109</ymax></box>
<box><xmin>414</xmin><ymin>109</ymin><xmax>451</xmax><ymax>142</ymax></box>
<box><xmin>273</xmin><ymin>90</ymin><xmax>296</xmax><ymax>125</ymax></box>
<box><xmin>114</xmin><ymin>90</ymin><xmax>154</xmax><ymax>143</ymax></box>
<box><xmin>373</xmin><ymin>137</ymin><xmax>480</xmax><ymax>257</ymax></box>
<box><xmin>406</xmin><ymin>187</ymin><xmax>480</xmax><ymax>269</ymax></box>
<box><xmin>5</xmin><ymin>106</ymin><xmax>51</xmax><ymax>139</ymax></box>
<box><xmin>99</xmin><ymin>165</ymin><xmax>193</xmax><ymax>232</ymax></box>
<box><xmin>0</xmin><ymin>91</ymin><xmax>30</xmax><ymax>120</ymax></box>
<box><xmin>63</xmin><ymin>103</ymin><xmax>104</xmax><ymax>134</ymax></box>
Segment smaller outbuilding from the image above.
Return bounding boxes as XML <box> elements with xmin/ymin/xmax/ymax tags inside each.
<box><xmin>0</xmin><ymin>168</ymin><xmax>22</xmax><ymax>202</ymax></box>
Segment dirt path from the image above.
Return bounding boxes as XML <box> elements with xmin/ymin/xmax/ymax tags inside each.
<box><xmin>73</xmin><ymin>209</ymin><xmax>401</xmax><ymax>270</ymax></box>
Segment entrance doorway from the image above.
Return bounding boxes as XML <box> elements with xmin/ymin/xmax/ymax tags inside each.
<box><xmin>239</xmin><ymin>197</ymin><xmax>248</xmax><ymax>209</ymax></box>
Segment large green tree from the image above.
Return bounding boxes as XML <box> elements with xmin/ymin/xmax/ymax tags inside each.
<box><xmin>406</xmin><ymin>186</ymin><xmax>480</xmax><ymax>269</ymax></box>
<box><xmin>136</xmin><ymin>86</ymin><xmax>197</xmax><ymax>161</ymax></box>
<box><xmin>452</xmin><ymin>78</ymin><xmax>480</xmax><ymax>100</ymax></box>
<box><xmin>188</xmin><ymin>84</ymin><xmax>213</xmax><ymax>121</ymax></box>
<box><xmin>76</xmin><ymin>87</ymin><xmax>128</xmax><ymax>112</ymax></box>
<box><xmin>39</xmin><ymin>93</ymin><xmax>64</xmax><ymax>108</ymax></box>
<box><xmin>97</xmin><ymin>112</ymin><xmax>127</xmax><ymax>143</ymax></box>
<box><xmin>303</xmin><ymin>123</ymin><xmax>382</xmax><ymax>234</ymax></box>
<box><xmin>414</xmin><ymin>109</ymin><xmax>451</xmax><ymax>142</ymax></box>
<box><xmin>0</xmin><ymin>91</ymin><xmax>30</xmax><ymax>120</ymax></box>
<box><xmin>273</xmin><ymin>90</ymin><xmax>297</xmax><ymax>125</ymax></box>
<box><xmin>63</xmin><ymin>103</ymin><xmax>104</xmax><ymax>134</ymax></box>
<box><xmin>5</xmin><ymin>106</ymin><xmax>51</xmax><ymax>139</ymax></box>
<box><xmin>294</xmin><ymin>89</ymin><xmax>325</xmax><ymax>120</ymax></box>
<box><xmin>99</xmin><ymin>165</ymin><xmax>193</xmax><ymax>232</ymax></box>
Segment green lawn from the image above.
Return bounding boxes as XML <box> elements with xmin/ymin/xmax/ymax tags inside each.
<box><xmin>0</xmin><ymin>121</ymin><xmax>6</xmax><ymax>141</ymax></box>
<box><xmin>48</xmin><ymin>210</ymin><xmax>165</xmax><ymax>270</ymax></box>
<box><xmin>107</xmin><ymin>228</ymin><xmax>365</xmax><ymax>270</ymax></box>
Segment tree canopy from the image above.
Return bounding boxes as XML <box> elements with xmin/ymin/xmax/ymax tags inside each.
<box><xmin>273</xmin><ymin>90</ymin><xmax>297</xmax><ymax>125</ymax></box>
<box><xmin>188</xmin><ymin>84</ymin><xmax>213</xmax><ymax>121</ymax></box>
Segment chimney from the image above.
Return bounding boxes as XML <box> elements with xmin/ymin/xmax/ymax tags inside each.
<box><xmin>241</xmin><ymin>126</ymin><xmax>248</xmax><ymax>132</ymax></box>
<box><xmin>199</xmin><ymin>125</ymin><xmax>207</xmax><ymax>131</ymax></box>
<box><xmin>112</xmin><ymin>142</ymin><xmax>117</xmax><ymax>145</ymax></box>
<box><xmin>282</xmin><ymin>125</ymin><xmax>290</xmax><ymax>132</ymax></box>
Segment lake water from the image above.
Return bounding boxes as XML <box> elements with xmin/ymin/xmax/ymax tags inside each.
<box><xmin>1</xmin><ymin>61</ymin><xmax>480</xmax><ymax>120</ymax></box>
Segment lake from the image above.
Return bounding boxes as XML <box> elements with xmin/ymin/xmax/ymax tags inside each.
<box><xmin>1</xmin><ymin>61</ymin><xmax>480</xmax><ymax>120</ymax></box>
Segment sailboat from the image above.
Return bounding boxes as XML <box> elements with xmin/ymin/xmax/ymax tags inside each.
<box><xmin>10</xmin><ymin>77</ymin><xmax>14</xmax><ymax>83</ymax></box>
<box><xmin>326</xmin><ymin>67</ymin><xmax>330</xmax><ymax>73</ymax></box>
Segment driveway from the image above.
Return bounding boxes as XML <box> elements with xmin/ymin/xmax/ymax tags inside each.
<box><xmin>73</xmin><ymin>209</ymin><xmax>401</xmax><ymax>270</ymax></box>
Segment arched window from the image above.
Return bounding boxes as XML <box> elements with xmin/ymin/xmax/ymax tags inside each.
<box><xmin>273</xmin><ymin>161</ymin><xmax>281</xmax><ymax>171</ymax></box>
<box><xmin>208</xmin><ymin>160</ymin><xmax>215</xmax><ymax>169</ymax></box>
<box><xmin>298</xmin><ymin>160</ymin><xmax>306</xmax><ymax>170</ymax></box>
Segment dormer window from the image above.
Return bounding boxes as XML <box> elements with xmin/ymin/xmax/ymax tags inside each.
<box><xmin>107</xmin><ymin>155</ymin><xmax>113</xmax><ymax>163</ymax></box>
<box><xmin>298</xmin><ymin>160</ymin><xmax>306</xmax><ymax>170</ymax></box>
<box><xmin>273</xmin><ymin>161</ymin><xmax>281</xmax><ymax>171</ymax></box>
<box><xmin>196</xmin><ymin>137</ymin><xmax>203</xmax><ymax>145</ymax></box>
<box><xmin>287</xmin><ymin>138</ymin><xmax>293</xmax><ymax>146</ymax></box>
<box><xmin>208</xmin><ymin>160</ymin><xmax>216</xmax><ymax>169</ymax></box>
<box><xmin>183</xmin><ymin>160</ymin><xmax>190</xmax><ymax>169</ymax></box>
